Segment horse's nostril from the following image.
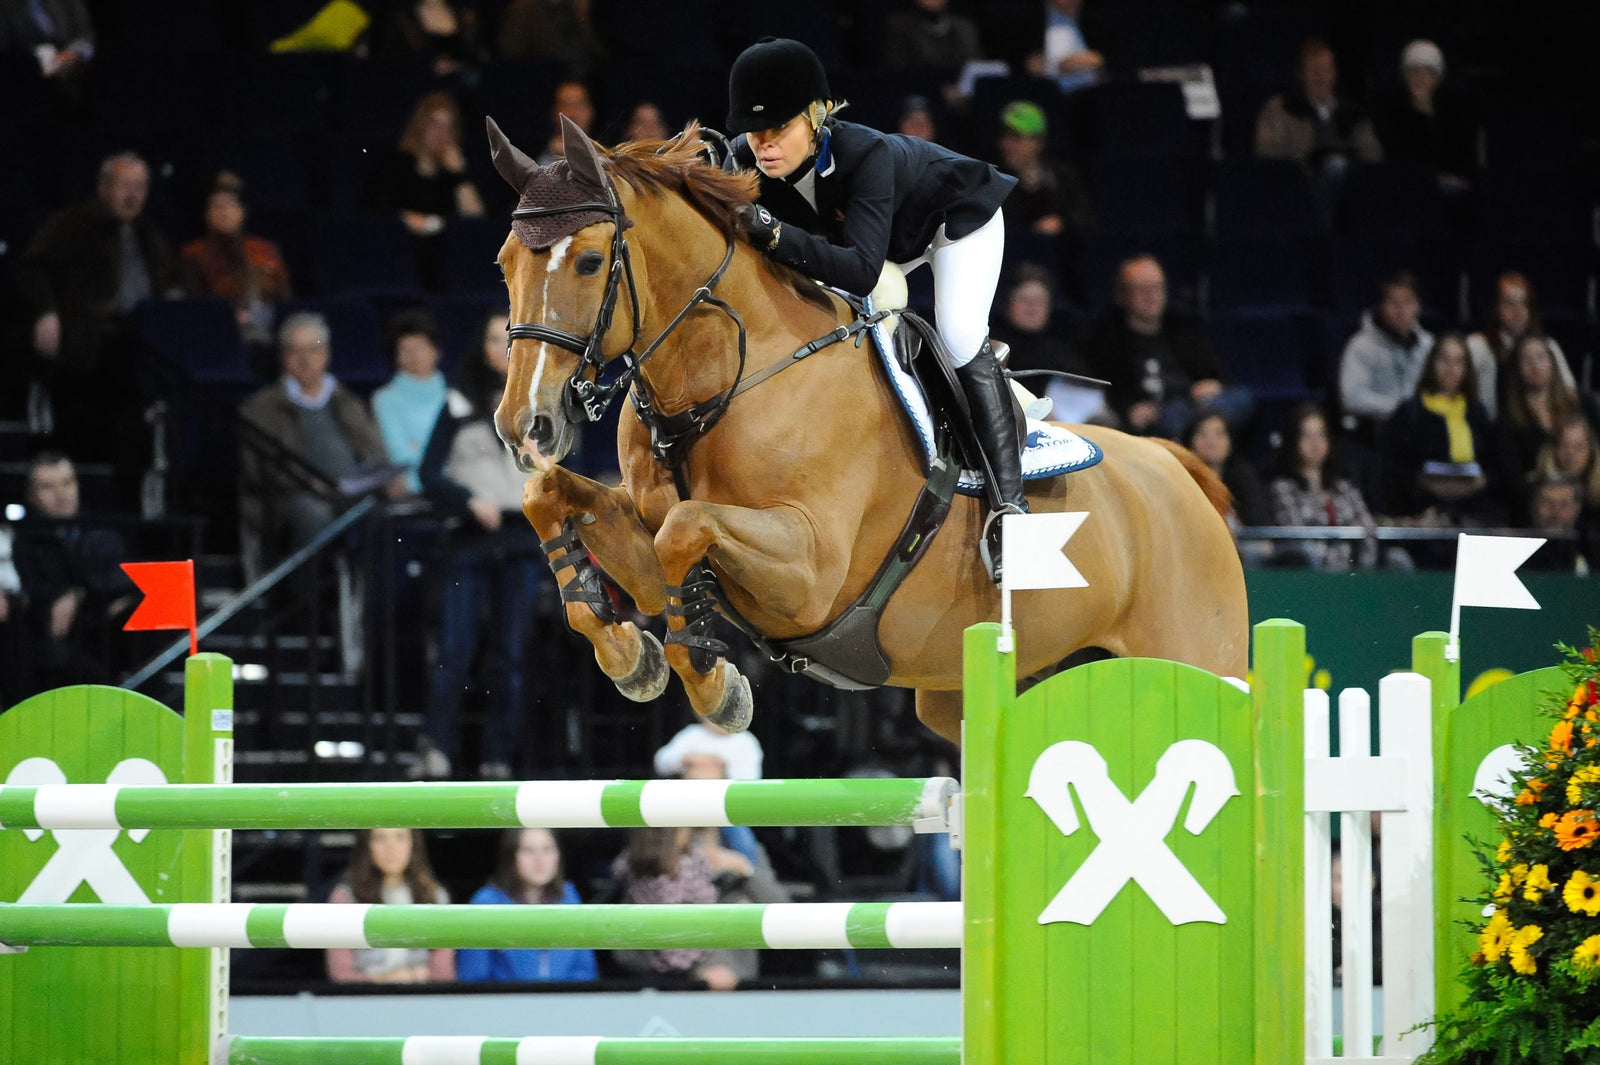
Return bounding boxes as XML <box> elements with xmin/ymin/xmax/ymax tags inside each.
<box><xmin>531</xmin><ymin>415</ymin><xmax>554</xmax><ymax>444</ymax></box>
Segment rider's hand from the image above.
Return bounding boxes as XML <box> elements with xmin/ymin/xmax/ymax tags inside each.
<box><xmin>736</xmin><ymin>204</ymin><xmax>782</xmax><ymax>252</ymax></box>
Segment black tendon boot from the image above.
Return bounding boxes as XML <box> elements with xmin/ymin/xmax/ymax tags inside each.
<box><xmin>955</xmin><ymin>339</ymin><xmax>1029</xmax><ymax>584</ymax></box>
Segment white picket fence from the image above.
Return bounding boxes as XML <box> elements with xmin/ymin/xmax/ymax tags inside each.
<box><xmin>1303</xmin><ymin>673</ymin><xmax>1435</xmax><ymax>1063</ymax></box>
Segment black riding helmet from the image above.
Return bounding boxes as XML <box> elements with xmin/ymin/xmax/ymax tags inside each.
<box><xmin>726</xmin><ymin>37</ymin><xmax>830</xmax><ymax>136</ymax></box>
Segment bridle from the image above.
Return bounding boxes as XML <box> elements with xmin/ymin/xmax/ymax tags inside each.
<box><xmin>504</xmin><ymin>174</ymin><xmax>749</xmax><ymax>454</ymax></box>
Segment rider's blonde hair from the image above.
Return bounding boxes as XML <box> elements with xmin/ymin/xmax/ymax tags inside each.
<box><xmin>805</xmin><ymin>99</ymin><xmax>841</xmax><ymax>134</ymax></box>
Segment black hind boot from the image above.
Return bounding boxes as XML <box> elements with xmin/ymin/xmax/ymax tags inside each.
<box><xmin>955</xmin><ymin>339</ymin><xmax>1029</xmax><ymax>584</ymax></box>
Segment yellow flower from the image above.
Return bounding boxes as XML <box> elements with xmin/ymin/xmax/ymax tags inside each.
<box><xmin>1565</xmin><ymin>870</ymin><xmax>1600</xmax><ymax>916</ymax></box>
<box><xmin>1574</xmin><ymin>934</ymin><xmax>1600</xmax><ymax>973</ymax></box>
<box><xmin>1541</xmin><ymin>812</ymin><xmax>1561</xmax><ymax>829</ymax></box>
<box><xmin>1495</xmin><ymin>873</ymin><xmax>1515</xmax><ymax>902</ymax></box>
<box><xmin>1567</xmin><ymin>766</ymin><xmax>1600</xmax><ymax>806</ymax></box>
<box><xmin>1555</xmin><ymin>810</ymin><xmax>1600</xmax><ymax>851</ymax></box>
<box><xmin>1524</xmin><ymin>864</ymin><xmax>1556</xmax><ymax>903</ymax></box>
<box><xmin>1496</xmin><ymin>840</ymin><xmax>1513</xmax><ymax>864</ymax></box>
<box><xmin>1508</xmin><ymin>924</ymin><xmax>1543</xmax><ymax>975</ymax></box>
<box><xmin>1479</xmin><ymin>910</ymin><xmax>1514</xmax><ymax>963</ymax></box>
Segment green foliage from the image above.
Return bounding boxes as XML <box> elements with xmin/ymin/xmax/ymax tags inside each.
<box><xmin>1421</xmin><ymin>629</ymin><xmax>1600</xmax><ymax>1065</ymax></box>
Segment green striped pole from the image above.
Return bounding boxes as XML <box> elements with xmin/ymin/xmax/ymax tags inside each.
<box><xmin>0</xmin><ymin>777</ymin><xmax>956</xmax><ymax>831</ymax></box>
<box><xmin>0</xmin><ymin>901</ymin><xmax>960</xmax><ymax>951</ymax></box>
<box><xmin>224</xmin><ymin>1036</ymin><xmax>962</xmax><ymax>1065</ymax></box>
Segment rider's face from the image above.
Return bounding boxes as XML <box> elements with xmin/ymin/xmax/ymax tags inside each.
<box><xmin>747</xmin><ymin>114</ymin><xmax>814</xmax><ymax>180</ymax></box>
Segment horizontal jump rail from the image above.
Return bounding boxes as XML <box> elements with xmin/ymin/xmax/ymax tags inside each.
<box><xmin>0</xmin><ymin>901</ymin><xmax>961</xmax><ymax>951</ymax></box>
<box><xmin>0</xmin><ymin>777</ymin><xmax>957</xmax><ymax>832</ymax></box>
<box><xmin>223</xmin><ymin>1036</ymin><xmax>963</xmax><ymax>1065</ymax></box>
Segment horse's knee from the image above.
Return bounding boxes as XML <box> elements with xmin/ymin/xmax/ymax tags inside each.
<box><xmin>653</xmin><ymin>502</ymin><xmax>716</xmax><ymax>570</ymax></box>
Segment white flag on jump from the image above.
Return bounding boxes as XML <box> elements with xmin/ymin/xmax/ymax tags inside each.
<box><xmin>1002</xmin><ymin>512</ymin><xmax>1089</xmax><ymax>592</ymax></box>
<box><xmin>1449</xmin><ymin>533</ymin><xmax>1545</xmax><ymax>658</ymax></box>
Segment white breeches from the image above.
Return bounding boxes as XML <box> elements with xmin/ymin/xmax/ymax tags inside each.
<box><xmin>895</xmin><ymin>208</ymin><xmax>1005</xmax><ymax>368</ymax></box>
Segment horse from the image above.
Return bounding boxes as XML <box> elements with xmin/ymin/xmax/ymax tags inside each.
<box><xmin>485</xmin><ymin>116</ymin><xmax>1248</xmax><ymax>746</ymax></box>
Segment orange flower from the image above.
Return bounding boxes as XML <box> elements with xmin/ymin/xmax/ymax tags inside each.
<box><xmin>1516</xmin><ymin>779</ymin><xmax>1549</xmax><ymax>805</ymax></box>
<box><xmin>1554</xmin><ymin>810</ymin><xmax>1600</xmax><ymax>852</ymax></box>
<box><xmin>1552</xmin><ymin>720</ymin><xmax>1575</xmax><ymax>755</ymax></box>
<box><xmin>1541</xmin><ymin>812</ymin><xmax>1561</xmax><ymax>829</ymax></box>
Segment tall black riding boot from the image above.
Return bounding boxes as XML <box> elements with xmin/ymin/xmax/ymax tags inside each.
<box><xmin>955</xmin><ymin>339</ymin><xmax>1029</xmax><ymax>584</ymax></box>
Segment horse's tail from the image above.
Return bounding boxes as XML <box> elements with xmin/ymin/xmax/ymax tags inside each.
<box><xmin>1151</xmin><ymin>438</ymin><xmax>1233</xmax><ymax>518</ymax></box>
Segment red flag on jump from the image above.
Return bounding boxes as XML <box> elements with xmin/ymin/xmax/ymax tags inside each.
<box><xmin>121</xmin><ymin>559</ymin><xmax>198</xmax><ymax>656</ymax></box>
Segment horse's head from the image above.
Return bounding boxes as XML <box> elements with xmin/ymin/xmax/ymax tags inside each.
<box><xmin>488</xmin><ymin>115</ymin><xmax>638</xmax><ymax>471</ymax></box>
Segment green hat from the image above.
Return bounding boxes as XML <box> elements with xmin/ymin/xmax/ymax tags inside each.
<box><xmin>1000</xmin><ymin>100</ymin><xmax>1047</xmax><ymax>137</ymax></box>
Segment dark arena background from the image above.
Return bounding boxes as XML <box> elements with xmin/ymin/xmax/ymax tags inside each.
<box><xmin>0</xmin><ymin>0</ymin><xmax>1596</xmax><ymax>1038</ymax></box>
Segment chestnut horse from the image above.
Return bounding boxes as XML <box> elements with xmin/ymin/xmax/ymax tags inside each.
<box><xmin>488</xmin><ymin>117</ymin><xmax>1247</xmax><ymax>745</ymax></box>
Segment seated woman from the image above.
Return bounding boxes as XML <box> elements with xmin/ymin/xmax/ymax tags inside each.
<box><xmin>1465</xmin><ymin>272</ymin><xmax>1577</xmax><ymax>418</ymax></box>
<box><xmin>1184</xmin><ymin>412</ymin><xmax>1269</xmax><ymax>530</ymax></box>
<box><xmin>1496</xmin><ymin>334</ymin><xmax>1598</xmax><ymax>518</ymax></box>
<box><xmin>1268</xmin><ymin>404</ymin><xmax>1384</xmax><ymax>572</ymax></box>
<box><xmin>1533</xmin><ymin>414</ymin><xmax>1600</xmax><ymax>524</ymax></box>
<box><xmin>179</xmin><ymin>172</ymin><xmax>291</xmax><ymax>368</ymax></box>
<box><xmin>610</xmin><ymin>826</ymin><xmax>753</xmax><ymax>990</ymax></box>
<box><xmin>413</xmin><ymin>312</ymin><xmax>542</xmax><ymax>780</ymax></box>
<box><xmin>371</xmin><ymin>309</ymin><xmax>448</xmax><ymax>494</ymax></box>
<box><xmin>371</xmin><ymin>91</ymin><xmax>486</xmax><ymax>289</ymax></box>
<box><xmin>326</xmin><ymin>828</ymin><xmax>453</xmax><ymax>983</ymax></box>
<box><xmin>458</xmin><ymin>828</ymin><xmax>597</xmax><ymax>983</ymax></box>
<box><xmin>1379</xmin><ymin>333</ymin><xmax>1503</xmax><ymax>525</ymax></box>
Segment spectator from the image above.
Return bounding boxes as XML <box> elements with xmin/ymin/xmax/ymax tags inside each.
<box><xmin>989</xmin><ymin>265</ymin><xmax>1106</xmax><ymax>424</ymax></box>
<box><xmin>1373</xmin><ymin>39</ymin><xmax>1477</xmax><ymax>192</ymax></box>
<box><xmin>1497</xmin><ymin>334</ymin><xmax>1595</xmax><ymax>495</ymax></box>
<box><xmin>1532</xmin><ymin>415</ymin><xmax>1600</xmax><ymax>518</ymax></box>
<box><xmin>373</xmin><ymin>0</ymin><xmax>484</xmax><ymax>79</ymax></box>
<box><xmin>371</xmin><ymin>91</ymin><xmax>486</xmax><ymax>290</ymax></box>
<box><xmin>1035</xmin><ymin>0</ymin><xmax>1104</xmax><ymax>93</ymax></box>
<box><xmin>327</xmin><ymin>828</ymin><xmax>454</xmax><ymax>983</ymax></box>
<box><xmin>884</xmin><ymin>0</ymin><xmax>983</xmax><ymax>76</ymax></box>
<box><xmin>536</xmin><ymin>80</ymin><xmax>596</xmax><ymax>164</ymax></box>
<box><xmin>238</xmin><ymin>313</ymin><xmax>405</xmax><ymax>564</ymax></box>
<box><xmin>896</xmin><ymin>94</ymin><xmax>938</xmax><ymax>143</ymax></box>
<box><xmin>458</xmin><ymin>828</ymin><xmax>598</xmax><ymax>983</ymax></box>
<box><xmin>1269</xmin><ymin>404</ymin><xmax>1383</xmax><ymax>571</ymax></box>
<box><xmin>1522</xmin><ymin>476</ymin><xmax>1594</xmax><ymax>575</ymax></box>
<box><xmin>1337</xmin><ymin>271</ymin><xmax>1434</xmax><ymax>441</ymax></box>
<box><xmin>1254</xmin><ymin>38</ymin><xmax>1380</xmax><ymax>223</ymax></box>
<box><xmin>623</xmin><ymin>100</ymin><xmax>669</xmax><ymax>142</ymax></box>
<box><xmin>16</xmin><ymin>152</ymin><xmax>179</xmax><ymax>461</ymax></box>
<box><xmin>0</xmin><ymin>0</ymin><xmax>93</xmax><ymax>91</ymax></box>
<box><xmin>608</xmin><ymin>827</ymin><xmax>746</xmax><ymax>990</ymax></box>
<box><xmin>994</xmin><ymin>100</ymin><xmax>1092</xmax><ymax>303</ymax></box>
<box><xmin>1379</xmin><ymin>333</ymin><xmax>1501</xmax><ymax>523</ymax></box>
<box><xmin>497</xmin><ymin>0</ymin><xmax>603</xmax><ymax>75</ymax></box>
<box><xmin>12</xmin><ymin>452</ymin><xmax>136</xmax><ymax>692</ymax></box>
<box><xmin>1465</xmin><ymin>272</ymin><xmax>1578</xmax><ymax>418</ymax></box>
<box><xmin>413</xmin><ymin>312</ymin><xmax>542</xmax><ymax>781</ymax></box>
<box><xmin>1184</xmin><ymin>412</ymin><xmax>1269</xmax><ymax>530</ymax></box>
<box><xmin>179</xmin><ymin>173</ymin><xmax>293</xmax><ymax>363</ymax></box>
<box><xmin>656</xmin><ymin>716</ymin><xmax>767</xmax><ymax>869</ymax></box>
<box><xmin>1080</xmin><ymin>255</ymin><xmax>1250</xmax><ymax>438</ymax></box>
<box><xmin>371</xmin><ymin>309</ymin><xmax>448</xmax><ymax>494</ymax></box>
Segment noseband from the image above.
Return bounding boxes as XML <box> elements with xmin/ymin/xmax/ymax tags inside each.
<box><xmin>505</xmin><ymin>182</ymin><xmax>748</xmax><ymax>440</ymax></box>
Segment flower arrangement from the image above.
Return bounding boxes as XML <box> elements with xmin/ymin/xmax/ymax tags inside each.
<box><xmin>1422</xmin><ymin>631</ymin><xmax>1600</xmax><ymax>1064</ymax></box>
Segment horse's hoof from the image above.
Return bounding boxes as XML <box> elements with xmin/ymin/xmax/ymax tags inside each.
<box><xmin>703</xmin><ymin>661</ymin><xmax>753</xmax><ymax>733</ymax></box>
<box><xmin>615</xmin><ymin>629</ymin><xmax>670</xmax><ymax>703</ymax></box>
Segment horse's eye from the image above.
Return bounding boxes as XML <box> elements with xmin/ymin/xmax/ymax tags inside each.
<box><xmin>575</xmin><ymin>250</ymin><xmax>605</xmax><ymax>276</ymax></box>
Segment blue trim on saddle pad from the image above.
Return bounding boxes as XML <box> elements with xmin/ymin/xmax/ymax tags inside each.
<box><xmin>862</xmin><ymin>307</ymin><xmax>1104</xmax><ymax>497</ymax></box>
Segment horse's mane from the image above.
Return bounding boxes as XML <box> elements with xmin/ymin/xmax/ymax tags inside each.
<box><xmin>605</xmin><ymin>124</ymin><xmax>836</xmax><ymax>314</ymax></box>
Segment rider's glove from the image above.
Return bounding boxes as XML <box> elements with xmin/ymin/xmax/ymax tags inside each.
<box><xmin>737</xmin><ymin>204</ymin><xmax>782</xmax><ymax>252</ymax></box>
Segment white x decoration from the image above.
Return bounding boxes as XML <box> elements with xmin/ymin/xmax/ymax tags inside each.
<box><xmin>1026</xmin><ymin>739</ymin><xmax>1239</xmax><ymax>926</ymax></box>
<box><xmin>5</xmin><ymin>757</ymin><xmax>167</xmax><ymax>905</ymax></box>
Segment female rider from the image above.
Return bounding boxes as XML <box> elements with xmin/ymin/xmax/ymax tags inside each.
<box><xmin>724</xmin><ymin>37</ymin><xmax>1025</xmax><ymax>582</ymax></box>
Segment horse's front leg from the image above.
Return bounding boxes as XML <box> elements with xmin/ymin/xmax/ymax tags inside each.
<box><xmin>522</xmin><ymin>466</ymin><xmax>671</xmax><ymax>702</ymax></box>
<box><xmin>653</xmin><ymin>500</ymin><xmax>830</xmax><ymax>731</ymax></box>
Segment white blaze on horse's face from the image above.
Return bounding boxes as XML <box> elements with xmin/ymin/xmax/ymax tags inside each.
<box><xmin>495</xmin><ymin>227</ymin><xmax>617</xmax><ymax>473</ymax></box>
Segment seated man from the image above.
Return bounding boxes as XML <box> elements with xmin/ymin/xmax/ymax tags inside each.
<box><xmin>1080</xmin><ymin>255</ymin><xmax>1251</xmax><ymax>439</ymax></box>
<box><xmin>238</xmin><ymin>312</ymin><xmax>405</xmax><ymax>567</ymax></box>
<box><xmin>12</xmin><ymin>451</ymin><xmax>135</xmax><ymax>691</ymax></box>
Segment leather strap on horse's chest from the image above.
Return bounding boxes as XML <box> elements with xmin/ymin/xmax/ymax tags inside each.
<box><xmin>637</xmin><ymin>311</ymin><xmax>888</xmax><ymax>470</ymax></box>
<box><xmin>708</xmin><ymin>446</ymin><xmax>961</xmax><ymax>691</ymax></box>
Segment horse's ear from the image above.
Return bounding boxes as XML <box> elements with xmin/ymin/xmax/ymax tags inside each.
<box><xmin>561</xmin><ymin>115</ymin><xmax>610</xmax><ymax>193</ymax></box>
<box><xmin>486</xmin><ymin>116</ymin><xmax>537</xmax><ymax>194</ymax></box>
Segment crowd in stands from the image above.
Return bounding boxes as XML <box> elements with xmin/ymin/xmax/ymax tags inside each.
<box><xmin>0</xmin><ymin>4</ymin><xmax>1596</xmax><ymax>757</ymax></box>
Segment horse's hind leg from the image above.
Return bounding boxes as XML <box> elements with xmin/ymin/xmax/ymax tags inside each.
<box><xmin>521</xmin><ymin>467</ymin><xmax>671</xmax><ymax>700</ymax></box>
<box><xmin>652</xmin><ymin>500</ymin><xmax>832</xmax><ymax>731</ymax></box>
